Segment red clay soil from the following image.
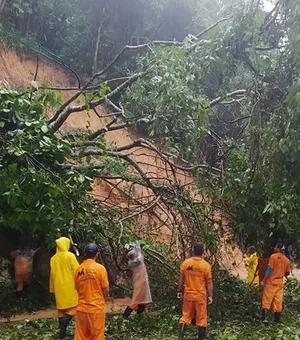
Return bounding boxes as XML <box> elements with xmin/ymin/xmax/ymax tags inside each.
<box><xmin>0</xmin><ymin>42</ymin><xmax>251</xmax><ymax>276</ymax></box>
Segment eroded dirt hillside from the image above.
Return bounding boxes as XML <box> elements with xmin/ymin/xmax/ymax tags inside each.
<box><xmin>0</xmin><ymin>43</ymin><xmax>247</xmax><ymax>279</ymax></box>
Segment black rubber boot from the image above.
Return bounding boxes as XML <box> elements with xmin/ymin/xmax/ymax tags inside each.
<box><xmin>274</xmin><ymin>312</ymin><xmax>281</xmax><ymax>323</ymax></box>
<box><xmin>261</xmin><ymin>309</ymin><xmax>267</xmax><ymax>321</ymax></box>
<box><xmin>123</xmin><ymin>306</ymin><xmax>133</xmax><ymax>318</ymax></box>
<box><xmin>198</xmin><ymin>327</ymin><xmax>206</xmax><ymax>340</ymax></box>
<box><xmin>137</xmin><ymin>304</ymin><xmax>146</xmax><ymax>314</ymax></box>
<box><xmin>59</xmin><ymin>315</ymin><xmax>72</xmax><ymax>339</ymax></box>
<box><xmin>16</xmin><ymin>290</ymin><xmax>24</xmax><ymax>299</ymax></box>
<box><xmin>178</xmin><ymin>324</ymin><xmax>187</xmax><ymax>340</ymax></box>
<box><xmin>58</xmin><ymin>317</ymin><xmax>63</xmax><ymax>334</ymax></box>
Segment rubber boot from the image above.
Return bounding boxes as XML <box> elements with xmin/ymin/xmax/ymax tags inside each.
<box><xmin>198</xmin><ymin>327</ymin><xmax>206</xmax><ymax>340</ymax></box>
<box><xmin>137</xmin><ymin>304</ymin><xmax>146</xmax><ymax>314</ymax></box>
<box><xmin>178</xmin><ymin>324</ymin><xmax>187</xmax><ymax>340</ymax></box>
<box><xmin>261</xmin><ymin>309</ymin><xmax>267</xmax><ymax>322</ymax></box>
<box><xmin>123</xmin><ymin>306</ymin><xmax>133</xmax><ymax>318</ymax></box>
<box><xmin>59</xmin><ymin>315</ymin><xmax>72</xmax><ymax>339</ymax></box>
<box><xmin>274</xmin><ymin>312</ymin><xmax>281</xmax><ymax>323</ymax></box>
<box><xmin>16</xmin><ymin>290</ymin><xmax>24</xmax><ymax>299</ymax></box>
<box><xmin>58</xmin><ymin>318</ymin><xmax>63</xmax><ymax>334</ymax></box>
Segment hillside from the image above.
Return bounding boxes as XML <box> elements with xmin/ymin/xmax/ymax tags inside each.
<box><xmin>0</xmin><ymin>42</ymin><xmax>247</xmax><ymax>279</ymax></box>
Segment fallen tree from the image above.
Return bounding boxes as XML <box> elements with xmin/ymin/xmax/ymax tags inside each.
<box><xmin>1</xmin><ymin>1</ymin><xmax>300</xmax><ymax>307</ymax></box>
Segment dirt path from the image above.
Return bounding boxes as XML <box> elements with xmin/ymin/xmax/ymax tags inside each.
<box><xmin>0</xmin><ymin>297</ymin><xmax>131</xmax><ymax>324</ymax></box>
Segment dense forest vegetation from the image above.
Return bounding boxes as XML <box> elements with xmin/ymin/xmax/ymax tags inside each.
<box><xmin>0</xmin><ymin>0</ymin><xmax>238</xmax><ymax>75</ymax></box>
<box><xmin>1</xmin><ymin>0</ymin><xmax>300</xmax><ymax>338</ymax></box>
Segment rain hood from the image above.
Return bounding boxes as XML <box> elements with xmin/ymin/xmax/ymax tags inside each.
<box><xmin>49</xmin><ymin>237</ymin><xmax>79</xmax><ymax>309</ymax></box>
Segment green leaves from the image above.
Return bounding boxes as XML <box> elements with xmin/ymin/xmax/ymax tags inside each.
<box><xmin>40</xmin><ymin>125</ymin><xmax>48</xmax><ymax>133</ymax></box>
<box><xmin>124</xmin><ymin>46</ymin><xmax>212</xmax><ymax>162</ymax></box>
<box><xmin>0</xmin><ymin>88</ymin><xmax>94</xmax><ymax>246</ymax></box>
<box><xmin>3</xmin><ymin>272</ymin><xmax>300</xmax><ymax>339</ymax></box>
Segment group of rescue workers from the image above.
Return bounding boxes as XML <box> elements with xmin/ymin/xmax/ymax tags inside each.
<box><xmin>48</xmin><ymin>237</ymin><xmax>152</xmax><ymax>339</ymax></box>
<box><xmin>9</xmin><ymin>238</ymin><xmax>291</xmax><ymax>340</ymax></box>
<box><xmin>243</xmin><ymin>242</ymin><xmax>291</xmax><ymax>323</ymax></box>
<box><xmin>176</xmin><ymin>241</ymin><xmax>291</xmax><ymax>340</ymax></box>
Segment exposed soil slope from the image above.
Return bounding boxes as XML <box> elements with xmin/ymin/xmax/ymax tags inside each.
<box><xmin>0</xmin><ymin>43</ymin><xmax>247</xmax><ymax>278</ymax></box>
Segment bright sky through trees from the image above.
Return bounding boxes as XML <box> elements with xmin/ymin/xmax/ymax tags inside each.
<box><xmin>264</xmin><ymin>0</ymin><xmax>274</xmax><ymax>11</ymax></box>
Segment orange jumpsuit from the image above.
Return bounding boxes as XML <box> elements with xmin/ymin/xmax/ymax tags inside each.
<box><xmin>10</xmin><ymin>249</ymin><xmax>37</xmax><ymax>291</ymax></box>
<box><xmin>74</xmin><ymin>259</ymin><xmax>109</xmax><ymax>340</ymax></box>
<box><xmin>262</xmin><ymin>252</ymin><xmax>290</xmax><ymax>313</ymax></box>
<box><xmin>179</xmin><ymin>257</ymin><xmax>212</xmax><ymax>327</ymax></box>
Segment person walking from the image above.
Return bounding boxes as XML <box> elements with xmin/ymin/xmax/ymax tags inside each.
<box><xmin>74</xmin><ymin>243</ymin><xmax>109</xmax><ymax>340</ymax></box>
<box><xmin>49</xmin><ymin>237</ymin><xmax>79</xmax><ymax>339</ymax></box>
<box><xmin>122</xmin><ymin>245</ymin><xmax>152</xmax><ymax>318</ymax></box>
<box><xmin>177</xmin><ymin>243</ymin><xmax>213</xmax><ymax>340</ymax></box>
<box><xmin>261</xmin><ymin>242</ymin><xmax>291</xmax><ymax>322</ymax></box>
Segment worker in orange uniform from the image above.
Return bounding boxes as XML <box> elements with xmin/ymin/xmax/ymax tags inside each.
<box><xmin>74</xmin><ymin>243</ymin><xmax>109</xmax><ymax>340</ymax></box>
<box><xmin>10</xmin><ymin>247</ymin><xmax>40</xmax><ymax>292</ymax></box>
<box><xmin>177</xmin><ymin>243</ymin><xmax>213</xmax><ymax>340</ymax></box>
<box><xmin>50</xmin><ymin>237</ymin><xmax>79</xmax><ymax>339</ymax></box>
<box><xmin>261</xmin><ymin>242</ymin><xmax>291</xmax><ymax>322</ymax></box>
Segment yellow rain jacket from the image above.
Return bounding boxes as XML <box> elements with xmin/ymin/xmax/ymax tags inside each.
<box><xmin>49</xmin><ymin>237</ymin><xmax>79</xmax><ymax>310</ymax></box>
<box><xmin>244</xmin><ymin>253</ymin><xmax>259</xmax><ymax>285</ymax></box>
